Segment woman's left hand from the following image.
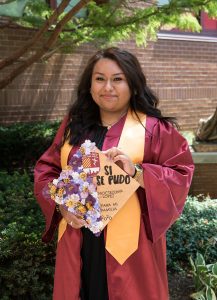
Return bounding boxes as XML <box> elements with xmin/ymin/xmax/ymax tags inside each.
<box><xmin>102</xmin><ymin>147</ymin><xmax>135</xmax><ymax>176</ymax></box>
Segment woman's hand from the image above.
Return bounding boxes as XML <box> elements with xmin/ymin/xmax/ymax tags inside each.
<box><xmin>59</xmin><ymin>205</ymin><xmax>86</xmax><ymax>229</ymax></box>
<box><xmin>102</xmin><ymin>147</ymin><xmax>135</xmax><ymax>176</ymax></box>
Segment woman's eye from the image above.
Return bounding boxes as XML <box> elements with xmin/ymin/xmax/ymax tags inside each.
<box><xmin>96</xmin><ymin>77</ymin><xmax>104</xmax><ymax>81</ymax></box>
<box><xmin>113</xmin><ymin>77</ymin><xmax>123</xmax><ymax>81</ymax></box>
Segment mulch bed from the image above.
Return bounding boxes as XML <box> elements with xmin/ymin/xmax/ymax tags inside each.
<box><xmin>169</xmin><ymin>272</ymin><xmax>195</xmax><ymax>300</ymax></box>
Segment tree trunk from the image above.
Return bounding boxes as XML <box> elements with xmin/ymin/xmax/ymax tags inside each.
<box><xmin>0</xmin><ymin>0</ymin><xmax>71</xmax><ymax>71</ymax></box>
<box><xmin>0</xmin><ymin>0</ymin><xmax>90</xmax><ymax>90</ymax></box>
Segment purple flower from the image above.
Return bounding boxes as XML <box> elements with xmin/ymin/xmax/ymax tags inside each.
<box><xmin>69</xmin><ymin>156</ymin><xmax>82</xmax><ymax>171</ymax></box>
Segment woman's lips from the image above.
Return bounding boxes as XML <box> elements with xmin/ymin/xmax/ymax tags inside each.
<box><xmin>101</xmin><ymin>94</ymin><xmax>117</xmax><ymax>99</ymax></box>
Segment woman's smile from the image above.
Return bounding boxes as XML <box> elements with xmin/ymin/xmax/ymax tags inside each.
<box><xmin>91</xmin><ymin>58</ymin><xmax>131</xmax><ymax>116</ymax></box>
<box><xmin>101</xmin><ymin>94</ymin><xmax>117</xmax><ymax>99</ymax></box>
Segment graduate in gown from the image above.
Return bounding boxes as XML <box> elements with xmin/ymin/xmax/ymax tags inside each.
<box><xmin>34</xmin><ymin>47</ymin><xmax>194</xmax><ymax>300</ymax></box>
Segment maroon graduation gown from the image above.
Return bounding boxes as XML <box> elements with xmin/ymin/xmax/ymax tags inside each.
<box><xmin>34</xmin><ymin>115</ymin><xmax>194</xmax><ymax>300</ymax></box>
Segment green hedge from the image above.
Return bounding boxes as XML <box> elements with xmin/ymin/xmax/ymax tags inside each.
<box><xmin>0</xmin><ymin>121</ymin><xmax>216</xmax><ymax>298</ymax></box>
<box><xmin>0</xmin><ymin>172</ymin><xmax>216</xmax><ymax>298</ymax></box>
<box><xmin>167</xmin><ymin>195</ymin><xmax>217</xmax><ymax>271</ymax></box>
<box><xmin>0</xmin><ymin>172</ymin><xmax>56</xmax><ymax>300</ymax></box>
<box><xmin>0</xmin><ymin>121</ymin><xmax>60</xmax><ymax>172</ymax></box>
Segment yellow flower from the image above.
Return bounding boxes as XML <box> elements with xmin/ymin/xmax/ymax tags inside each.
<box><xmin>51</xmin><ymin>195</ymin><xmax>56</xmax><ymax>201</ymax></box>
<box><xmin>65</xmin><ymin>194</ymin><xmax>80</xmax><ymax>208</ymax></box>
<box><xmin>57</xmin><ymin>188</ymin><xmax>64</xmax><ymax>197</ymax></box>
<box><xmin>66</xmin><ymin>199</ymin><xmax>76</xmax><ymax>208</ymax></box>
<box><xmin>65</xmin><ymin>165</ymin><xmax>72</xmax><ymax>170</ymax></box>
<box><xmin>86</xmin><ymin>202</ymin><xmax>93</xmax><ymax>210</ymax></box>
<box><xmin>49</xmin><ymin>185</ymin><xmax>57</xmax><ymax>194</ymax></box>
<box><xmin>77</xmin><ymin>205</ymin><xmax>87</xmax><ymax>214</ymax></box>
<box><xmin>63</xmin><ymin>178</ymin><xmax>70</xmax><ymax>184</ymax></box>
<box><xmin>80</xmin><ymin>147</ymin><xmax>85</xmax><ymax>155</ymax></box>
<box><xmin>79</xmin><ymin>172</ymin><xmax>87</xmax><ymax>181</ymax></box>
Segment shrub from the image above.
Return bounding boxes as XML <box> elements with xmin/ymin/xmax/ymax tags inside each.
<box><xmin>190</xmin><ymin>253</ymin><xmax>217</xmax><ymax>300</ymax></box>
<box><xmin>1</xmin><ymin>170</ymin><xmax>216</xmax><ymax>298</ymax></box>
<box><xmin>167</xmin><ymin>196</ymin><xmax>217</xmax><ymax>271</ymax></box>
<box><xmin>0</xmin><ymin>121</ymin><xmax>60</xmax><ymax>172</ymax></box>
<box><xmin>0</xmin><ymin>171</ymin><xmax>56</xmax><ymax>300</ymax></box>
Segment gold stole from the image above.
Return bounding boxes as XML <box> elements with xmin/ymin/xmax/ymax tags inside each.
<box><xmin>58</xmin><ymin>110</ymin><xmax>146</xmax><ymax>264</ymax></box>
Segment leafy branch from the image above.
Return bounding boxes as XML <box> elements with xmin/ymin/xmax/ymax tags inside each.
<box><xmin>0</xmin><ymin>0</ymin><xmax>217</xmax><ymax>89</ymax></box>
<box><xmin>0</xmin><ymin>0</ymin><xmax>90</xmax><ymax>89</ymax></box>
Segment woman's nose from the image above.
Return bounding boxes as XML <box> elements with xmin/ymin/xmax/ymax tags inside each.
<box><xmin>104</xmin><ymin>79</ymin><xmax>113</xmax><ymax>91</ymax></box>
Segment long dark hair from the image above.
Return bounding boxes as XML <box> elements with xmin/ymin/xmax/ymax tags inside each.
<box><xmin>64</xmin><ymin>47</ymin><xmax>177</xmax><ymax>145</ymax></box>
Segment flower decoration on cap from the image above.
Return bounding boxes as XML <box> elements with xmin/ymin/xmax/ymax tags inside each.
<box><xmin>45</xmin><ymin>140</ymin><xmax>103</xmax><ymax>236</ymax></box>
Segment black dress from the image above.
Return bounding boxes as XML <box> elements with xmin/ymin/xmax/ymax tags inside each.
<box><xmin>80</xmin><ymin>125</ymin><xmax>109</xmax><ymax>300</ymax></box>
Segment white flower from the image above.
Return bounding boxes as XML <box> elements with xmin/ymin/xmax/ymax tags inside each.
<box><xmin>55</xmin><ymin>196</ymin><xmax>63</xmax><ymax>205</ymax></box>
<box><xmin>80</xmin><ymin>198</ymin><xmax>86</xmax><ymax>205</ymax></box>
<box><xmin>83</xmin><ymin>181</ymin><xmax>89</xmax><ymax>187</ymax></box>
<box><xmin>53</xmin><ymin>179</ymin><xmax>58</xmax><ymax>186</ymax></box>
<box><xmin>81</xmin><ymin>140</ymin><xmax>96</xmax><ymax>155</ymax></box>
<box><xmin>64</xmin><ymin>193</ymin><xmax>80</xmax><ymax>203</ymax></box>
<box><xmin>68</xmin><ymin>207</ymin><xmax>75</xmax><ymax>213</ymax></box>
<box><xmin>89</xmin><ymin>183</ymin><xmax>96</xmax><ymax>193</ymax></box>
<box><xmin>98</xmin><ymin>221</ymin><xmax>104</xmax><ymax>228</ymax></box>
<box><xmin>72</xmin><ymin>172</ymin><xmax>80</xmax><ymax>181</ymax></box>
<box><xmin>91</xmin><ymin>191</ymin><xmax>98</xmax><ymax>199</ymax></box>
<box><xmin>80</xmin><ymin>191</ymin><xmax>88</xmax><ymax>199</ymax></box>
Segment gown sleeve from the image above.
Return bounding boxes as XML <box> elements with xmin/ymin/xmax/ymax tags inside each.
<box><xmin>34</xmin><ymin>116</ymin><xmax>68</xmax><ymax>242</ymax></box>
<box><xmin>139</xmin><ymin>118</ymin><xmax>194</xmax><ymax>243</ymax></box>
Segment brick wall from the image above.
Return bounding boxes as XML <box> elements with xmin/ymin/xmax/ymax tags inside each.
<box><xmin>190</xmin><ymin>163</ymin><xmax>217</xmax><ymax>198</ymax></box>
<box><xmin>0</xmin><ymin>26</ymin><xmax>217</xmax><ymax>130</ymax></box>
<box><xmin>0</xmin><ymin>26</ymin><xmax>216</xmax><ymax>198</ymax></box>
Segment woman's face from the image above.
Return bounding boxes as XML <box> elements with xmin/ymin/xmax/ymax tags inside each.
<box><xmin>90</xmin><ymin>58</ymin><xmax>131</xmax><ymax>115</ymax></box>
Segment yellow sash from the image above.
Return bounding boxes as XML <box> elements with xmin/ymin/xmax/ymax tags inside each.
<box><xmin>105</xmin><ymin>110</ymin><xmax>146</xmax><ymax>264</ymax></box>
<box><xmin>58</xmin><ymin>110</ymin><xmax>146</xmax><ymax>264</ymax></box>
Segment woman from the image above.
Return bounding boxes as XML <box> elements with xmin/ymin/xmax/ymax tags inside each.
<box><xmin>34</xmin><ymin>47</ymin><xmax>194</xmax><ymax>300</ymax></box>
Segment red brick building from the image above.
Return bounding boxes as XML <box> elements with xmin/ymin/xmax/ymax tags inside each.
<box><xmin>0</xmin><ymin>10</ymin><xmax>217</xmax><ymax>128</ymax></box>
<box><xmin>0</xmin><ymin>10</ymin><xmax>216</xmax><ymax>197</ymax></box>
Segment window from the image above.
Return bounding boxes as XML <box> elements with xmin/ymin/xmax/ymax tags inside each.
<box><xmin>157</xmin><ymin>1</ymin><xmax>217</xmax><ymax>37</ymax></box>
<box><xmin>201</xmin><ymin>11</ymin><xmax>217</xmax><ymax>35</ymax></box>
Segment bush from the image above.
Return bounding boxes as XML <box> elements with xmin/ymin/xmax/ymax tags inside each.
<box><xmin>0</xmin><ymin>121</ymin><xmax>60</xmax><ymax>172</ymax></box>
<box><xmin>167</xmin><ymin>196</ymin><xmax>217</xmax><ymax>271</ymax></box>
<box><xmin>1</xmin><ymin>173</ymin><xmax>216</xmax><ymax>297</ymax></box>
<box><xmin>190</xmin><ymin>253</ymin><xmax>217</xmax><ymax>300</ymax></box>
<box><xmin>0</xmin><ymin>172</ymin><xmax>56</xmax><ymax>300</ymax></box>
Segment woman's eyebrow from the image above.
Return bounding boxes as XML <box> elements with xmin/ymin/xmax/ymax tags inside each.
<box><xmin>93</xmin><ymin>72</ymin><xmax>124</xmax><ymax>75</ymax></box>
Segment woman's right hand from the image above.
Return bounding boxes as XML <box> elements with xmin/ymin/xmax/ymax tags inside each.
<box><xmin>59</xmin><ymin>205</ymin><xmax>86</xmax><ymax>229</ymax></box>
